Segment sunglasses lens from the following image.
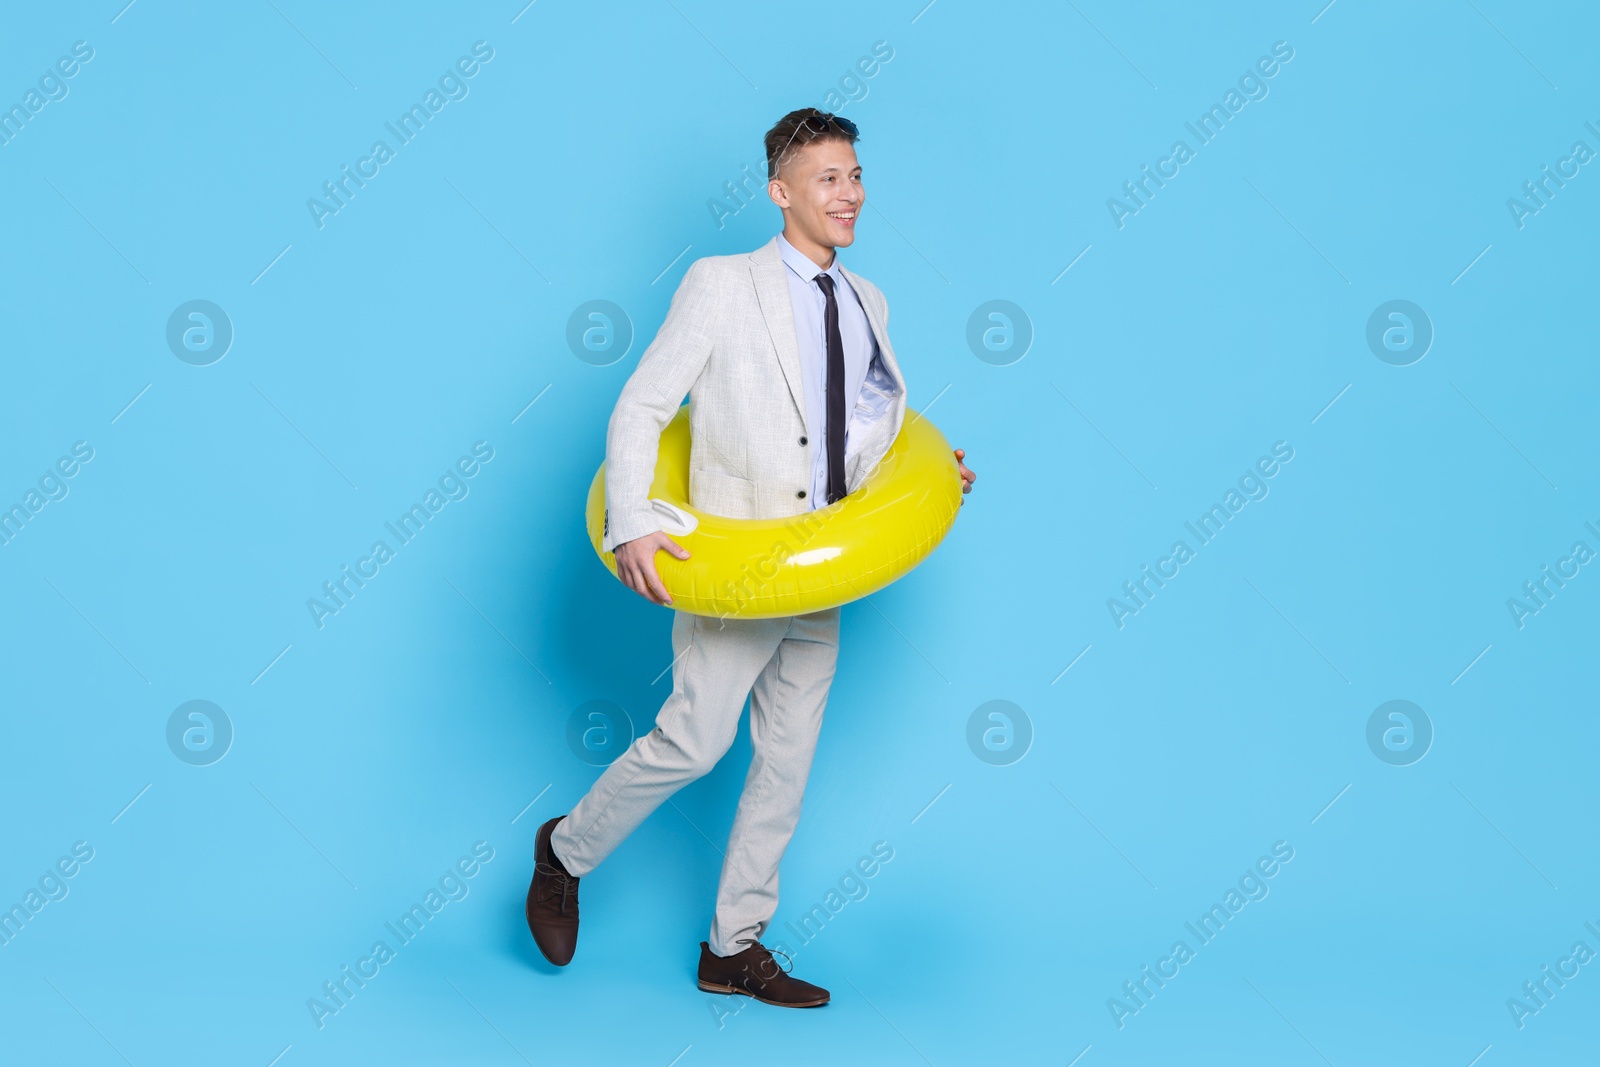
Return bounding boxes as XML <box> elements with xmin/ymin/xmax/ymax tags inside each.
<box><xmin>810</xmin><ymin>114</ymin><xmax>856</xmax><ymax>137</ymax></box>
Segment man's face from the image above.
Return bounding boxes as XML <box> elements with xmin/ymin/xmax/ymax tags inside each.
<box><xmin>770</xmin><ymin>137</ymin><xmax>863</xmax><ymax>256</ymax></box>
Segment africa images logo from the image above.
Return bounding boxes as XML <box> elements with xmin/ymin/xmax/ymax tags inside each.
<box><xmin>306</xmin><ymin>442</ymin><xmax>494</xmax><ymax>629</ymax></box>
<box><xmin>306</xmin><ymin>42</ymin><xmax>495</xmax><ymax>230</ymax></box>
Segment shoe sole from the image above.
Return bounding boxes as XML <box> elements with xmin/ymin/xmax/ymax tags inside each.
<box><xmin>696</xmin><ymin>979</ymin><xmax>829</xmax><ymax>1008</ymax></box>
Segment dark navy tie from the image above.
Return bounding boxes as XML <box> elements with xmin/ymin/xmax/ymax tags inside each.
<box><xmin>814</xmin><ymin>273</ymin><xmax>846</xmax><ymax>504</ymax></box>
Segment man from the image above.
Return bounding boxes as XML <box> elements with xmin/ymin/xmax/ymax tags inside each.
<box><xmin>526</xmin><ymin>108</ymin><xmax>976</xmax><ymax>1008</ymax></box>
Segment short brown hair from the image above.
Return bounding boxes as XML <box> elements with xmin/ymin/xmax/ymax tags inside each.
<box><xmin>764</xmin><ymin>108</ymin><xmax>860</xmax><ymax>182</ymax></box>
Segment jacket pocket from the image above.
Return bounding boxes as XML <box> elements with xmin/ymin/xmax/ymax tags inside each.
<box><xmin>854</xmin><ymin>358</ymin><xmax>900</xmax><ymax>420</ymax></box>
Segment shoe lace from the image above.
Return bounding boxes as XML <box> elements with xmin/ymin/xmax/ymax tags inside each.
<box><xmin>735</xmin><ymin>938</ymin><xmax>793</xmax><ymax>978</ymax></box>
<box><xmin>535</xmin><ymin>861</ymin><xmax>579</xmax><ymax>914</ymax></box>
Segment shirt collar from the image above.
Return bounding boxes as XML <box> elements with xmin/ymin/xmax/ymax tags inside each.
<box><xmin>777</xmin><ymin>232</ymin><xmax>844</xmax><ymax>286</ymax></box>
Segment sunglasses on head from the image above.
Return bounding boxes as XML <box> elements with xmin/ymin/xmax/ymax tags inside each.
<box><xmin>802</xmin><ymin>112</ymin><xmax>857</xmax><ymax>137</ymax></box>
<box><xmin>773</xmin><ymin>112</ymin><xmax>858</xmax><ymax>175</ymax></box>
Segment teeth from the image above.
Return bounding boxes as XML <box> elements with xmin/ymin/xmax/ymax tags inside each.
<box><xmin>830</xmin><ymin>212</ymin><xmax>855</xmax><ymax>219</ymax></box>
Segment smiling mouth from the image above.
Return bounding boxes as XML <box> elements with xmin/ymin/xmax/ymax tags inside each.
<box><xmin>828</xmin><ymin>211</ymin><xmax>857</xmax><ymax>225</ymax></box>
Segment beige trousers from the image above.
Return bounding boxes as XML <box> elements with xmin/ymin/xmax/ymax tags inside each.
<box><xmin>551</xmin><ymin>605</ymin><xmax>841</xmax><ymax>957</ymax></box>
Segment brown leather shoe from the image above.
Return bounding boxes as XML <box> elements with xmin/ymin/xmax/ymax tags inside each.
<box><xmin>525</xmin><ymin>816</ymin><xmax>580</xmax><ymax>965</ymax></box>
<box><xmin>697</xmin><ymin>938</ymin><xmax>830</xmax><ymax>1007</ymax></box>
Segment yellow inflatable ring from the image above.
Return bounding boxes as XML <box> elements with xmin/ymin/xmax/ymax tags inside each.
<box><xmin>585</xmin><ymin>405</ymin><xmax>962</xmax><ymax>619</ymax></box>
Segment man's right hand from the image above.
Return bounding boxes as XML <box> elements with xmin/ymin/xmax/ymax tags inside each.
<box><xmin>613</xmin><ymin>531</ymin><xmax>690</xmax><ymax>606</ymax></box>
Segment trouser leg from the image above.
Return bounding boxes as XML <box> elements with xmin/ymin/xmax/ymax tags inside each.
<box><xmin>551</xmin><ymin>610</ymin><xmax>788</xmax><ymax>878</ymax></box>
<box><xmin>708</xmin><ymin>606</ymin><xmax>841</xmax><ymax>957</ymax></box>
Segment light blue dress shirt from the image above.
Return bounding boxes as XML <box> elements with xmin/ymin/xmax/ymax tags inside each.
<box><xmin>776</xmin><ymin>232</ymin><xmax>895</xmax><ymax>509</ymax></box>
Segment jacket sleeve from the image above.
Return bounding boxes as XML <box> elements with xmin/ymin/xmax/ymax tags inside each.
<box><xmin>601</xmin><ymin>257</ymin><xmax>719</xmax><ymax>552</ymax></box>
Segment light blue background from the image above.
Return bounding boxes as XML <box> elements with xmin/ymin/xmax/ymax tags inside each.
<box><xmin>2</xmin><ymin>1</ymin><xmax>1596</xmax><ymax>1064</ymax></box>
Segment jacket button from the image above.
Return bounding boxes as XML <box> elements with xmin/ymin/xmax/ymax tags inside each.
<box><xmin>797</xmin><ymin>490</ymin><xmax>807</xmax><ymax>499</ymax></box>
<box><xmin>799</xmin><ymin>436</ymin><xmax>808</xmax><ymax>445</ymax></box>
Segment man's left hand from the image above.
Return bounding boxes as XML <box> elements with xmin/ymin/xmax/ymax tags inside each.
<box><xmin>954</xmin><ymin>448</ymin><xmax>976</xmax><ymax>505</ymax></box>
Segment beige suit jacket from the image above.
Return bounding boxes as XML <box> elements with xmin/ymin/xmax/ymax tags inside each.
<box><xmin>601</xmin><ymin>236</ymin><xmax>908</xmax><ymax>553</ymax></box>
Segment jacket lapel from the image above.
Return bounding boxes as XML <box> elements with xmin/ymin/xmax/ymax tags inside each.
<box><xmin>748</xmin><ymin>237</ymin><xmax>812</xmax><ymax>439</ymax></box>
<box><xmin>836</xmin><ymin>263</ymin><xmax>905</xmax><ymax>397</ymax></box>
<box><xmin>836</xmin><ymin>261</ymin><xmax>908</xmax><ymax>491</ymax></box>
